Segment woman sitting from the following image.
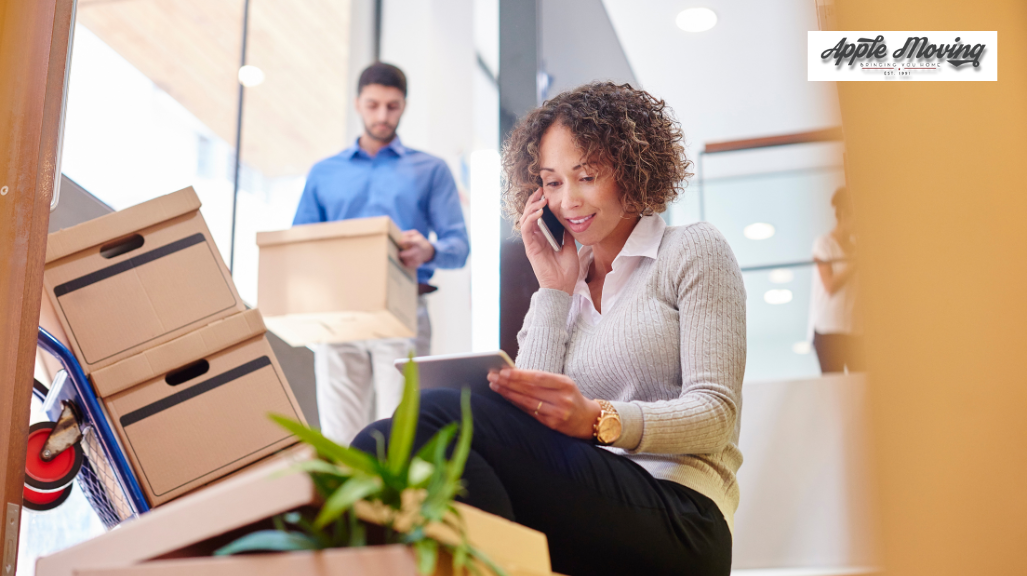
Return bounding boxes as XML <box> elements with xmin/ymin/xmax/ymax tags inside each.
<box><xmin>352</xmin><ymin>81</ymin><xmax>746</xmax><ymax>575</ymax></box>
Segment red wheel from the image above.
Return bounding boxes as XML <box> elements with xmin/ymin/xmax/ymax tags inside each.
<box><xmin>23</xmin><ymin>484</ymin><xmax>72</xmax><ymax>512</ymax></box>
<box><xmin>24</xmin><ymin>421</ymin><xmax>82</xmax><ymax>493</ymax></box>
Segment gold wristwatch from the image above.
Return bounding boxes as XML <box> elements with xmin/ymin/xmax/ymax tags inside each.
<box><xmin>593</xmin><ymin>399</ymin><xmax>622</xmax><ymax>446</ymax></box>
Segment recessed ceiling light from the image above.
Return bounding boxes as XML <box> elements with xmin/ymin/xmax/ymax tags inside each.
<box><xmin>238</xmin><ymin>65</ymin><xmax>265</xmax><ymax>87</ymax></box>
<box><xmin>768</xmin><ymin>268</ymin><xmax>794</xmax><ymax>283</ymax></box>
<box><xmin>764</xmin><ymin>289</ymin><xmax>793</xmax><ymax>305</ymax></box>
<box><xmin>676</xmin><ymin>8</ymin><xmax>718</xmax><ymax>32</ymax></box>
<box><xmin>744</xmin><ymin>222</ymin><xmax>775</xmax><ymax>240</ymax></box>
<box><xmin>792</xmin><ymin>341</ymin><xmax>812</xmax><ymax>354</ymax></box>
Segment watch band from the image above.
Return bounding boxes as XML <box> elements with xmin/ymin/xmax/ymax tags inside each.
<box><xmin>593</xmin><ymin>399</ymin><xmax>621</xmax><ymax>445</ymax></box>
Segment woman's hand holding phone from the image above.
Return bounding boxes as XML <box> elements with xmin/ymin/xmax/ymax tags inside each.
<box><xmin>519</xmin><ymin>187</ymin><xmax>579</xmax><ymax>295</ymax></box>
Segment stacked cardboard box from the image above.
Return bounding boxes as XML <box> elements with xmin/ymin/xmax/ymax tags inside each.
<box><xmin>41</xmin><ymin>187</ymin><xmax>306</xmax><ymax>506</ymax></box>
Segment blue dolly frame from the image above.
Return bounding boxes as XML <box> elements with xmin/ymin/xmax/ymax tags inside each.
<box><xmin>32</xmin><ymin>327</ymin><xmax>150</xmax><ymax>525</ymax></box>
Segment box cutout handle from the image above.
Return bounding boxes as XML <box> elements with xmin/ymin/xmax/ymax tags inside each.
<box><xmin>165</xmin><ymin>360</ymin><xmax>210</xmax><ymax>386</ymax></box>
<box><xmin>100</xmin><ymin>234</ymin><xmax>145</xmax><ymax>259</ymax></box>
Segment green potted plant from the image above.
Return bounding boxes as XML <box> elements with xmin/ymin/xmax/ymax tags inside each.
<box><xmin>214</xmin><ymin>357</ymin><xmax>506</xmax><ymax>576</ymax></box>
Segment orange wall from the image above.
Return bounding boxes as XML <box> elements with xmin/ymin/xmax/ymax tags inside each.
<box><xmin>836</xmin><ymin>1</ymin><xmax>1027</xmax><ymax>574</ymax></box>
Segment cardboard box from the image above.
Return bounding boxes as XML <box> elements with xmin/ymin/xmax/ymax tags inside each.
<box><xmin>72</xmin><ymin>546</ymin><xmax>561</xmax><ymax>576</ymax></box>
<box><xmin>90</xmin><ymin>309</ymin><xmax>306</xmax><ymax>506</ymax></box>
<box><xmin>43</xmin><ymin>187</ymin><xmax>245</xmax><ymax>374</ymax></box>
<box><xmin>37</xmin><ymin>448</ymin><xmax>557</xmax><ymax>576</ymax></box>
<box><xmin>73</xmin><ymin>546</ymin><xmax>425</xmax><ymax>576</ymax></box>
<box><xmin>256</xmin><ymin>216</ymin><xmax>418</xmax><ymax>346</ymax></box>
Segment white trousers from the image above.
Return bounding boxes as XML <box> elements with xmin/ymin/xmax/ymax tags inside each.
<box><xmin>314</xmin><ymin>299</ymin><xmax>431</xmax><ymax>446</ymax></box>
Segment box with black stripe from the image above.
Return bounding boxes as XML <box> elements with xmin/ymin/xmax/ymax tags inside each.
<box><xmin>42</xmin><ymin>187</ymin><xmax>245</xmax><ymax>374</ymax></box>
<box><xmin>255</xmin><ymin>215</ymin><xmax>419</xmax><ymax>346</ymax></box>
<box><xmin>91</xmin><ymin>309</ymin><xmax>306</xmax><ymax>506</ymax></box>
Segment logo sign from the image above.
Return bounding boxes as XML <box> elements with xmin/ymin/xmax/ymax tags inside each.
<box><xmin>808</xmin><ymin>31</ymin><xmax>997</xmax><ymax>81</ymax></box>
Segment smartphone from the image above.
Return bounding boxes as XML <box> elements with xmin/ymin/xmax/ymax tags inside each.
<box><xmin>537</xmin><ymin>203</ymin><xmax>565</xmax><ymax>251</ymax></box>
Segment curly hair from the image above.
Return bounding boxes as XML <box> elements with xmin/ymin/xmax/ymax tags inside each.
<box><xmin>501</xmin><ymin>82</ymin><xmax>692</xmax><ymax>228</ymax></box>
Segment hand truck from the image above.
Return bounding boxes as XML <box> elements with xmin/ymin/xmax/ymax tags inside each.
<box><xmin>23</xmin><ymin>327</ymin><xmax>150</xmax><ymax>528</ymax></box>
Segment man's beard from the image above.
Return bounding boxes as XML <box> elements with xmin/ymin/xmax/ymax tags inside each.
<box><xmin>365</xmin><ymin>122</ymin><xmax>397</xmax><ymax>143</ymax></box>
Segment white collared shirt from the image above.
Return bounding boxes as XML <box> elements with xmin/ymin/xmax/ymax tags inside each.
<box><xmin>569</xmin><ymin>214</ymin><xmax>667</xmax><ymax>325</ymax></box>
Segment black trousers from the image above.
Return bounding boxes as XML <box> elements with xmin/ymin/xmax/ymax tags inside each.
<box><xmin>351</xmin><ymin>389</ymin><xmax>732</xmax><ymax>576</ymax></box>
<box><xmin>813</xmin><ymin>331</ymin><xmax>866</xmax><ymax>373</ymax></box>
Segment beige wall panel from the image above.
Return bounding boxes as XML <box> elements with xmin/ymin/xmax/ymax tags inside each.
<box><xmin>835</xmin><ymin>1</ymin><xmax>1027</xmax><ymax>574</ymax></box>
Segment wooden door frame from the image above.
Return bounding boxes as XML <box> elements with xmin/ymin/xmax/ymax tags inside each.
<box><xmin>0</xmin><ymin>0</ymin><xmax>76</xmax><ymax>572</ymax></box>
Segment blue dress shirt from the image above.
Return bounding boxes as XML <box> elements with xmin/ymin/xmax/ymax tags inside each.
<box><xmin>293</xmin><ymin>137</ymin><xmax>470</xmax><ymax>284</ymax></box>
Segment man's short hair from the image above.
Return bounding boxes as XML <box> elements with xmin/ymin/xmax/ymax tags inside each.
<box><xmin>358</xmin><ymin>62</ymin><xmax>407</xmax><ymax>97</ymax></box>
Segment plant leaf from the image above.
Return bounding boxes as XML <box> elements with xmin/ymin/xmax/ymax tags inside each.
<box><xmin>270</xmin><ymin>414</ymin><xmax>378</xmax><ymax>474</ymax></box>
<box><xmin>314</xmin><ymin>475</ymin><xmax>383</xmax><ymax>529</ymax></box>
<box><xmin>213</xmin><ymin>530</ymin><xmax>321</xmax><ymax>556</ymax></box>
<box><xmin>387</xmin><ymin>354</ymin><xmax>420</xmax><ymax>476</ymax></box>
<box><xmin>421</xmin><ymin>454</ymin><xmax>459</xmax><ymax>522</ymax></box>
<box><xmin>414</xmin><ymin>423</ymin><xmax>457</xmax><ymax>464</ymax></box>
<box><xmin>284</xmin><ymin>459</ymin><xmax>352</xmax><ymax>478</ymax></box>
<box><xmin>348</xmin><ymin>510</ymin><xmax>366</xmax><ymax>547</ymax></box>
<box><xmin>370</xmin><ymin>429</ymin><xmax>388</xmax><ymax>462</ymax></box>
<box><xmin>408</xmin><ymin>457</ymin><xmax>435</xmax><ymax>487</ymax></box>
<box><xmin>447</xmin><ymin>388</ymin><xmax>474</xmax><ymax>485</ymax></box>
<box><xmin>452</xmin><ymin>542</ymin><xmax>469</xmax><ymax>573</ymax></box>
<box><xmin>422</xmin><ymin>390</ymin><xmax>475</xmax><ymax>522</ymax></box>
<box><xmin>276</xmin><ymin>511</ymin><xmax>331</xmax><ymax>548</ymax></box>
<box><xmin>400</xmin><ymin>525</ymin><xmax>426</xmax><ymax>545</ymax></box>
<box><xmin>413</xmin><ymin>538</ymin><xmax>439</xmax><ymax>576</ymax></box>
<box><xmin>440</xmin><ymin>507</ymin><xmax>465</xmax><ymax>535</ymax></box>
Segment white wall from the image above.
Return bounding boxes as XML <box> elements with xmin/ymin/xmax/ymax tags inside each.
<box><xmin>380</xmin><ymin>0</ymin><xmax>479</xmax><ymax>355</ymax></box>
<box><xmin>539</xmin><ymin>0</ymin><xmax>636</xmax><ymax>97</ymax></box>
<box><xmin>734</xmin><ymin>374</ymin><xmax>878</xmax><ymax>571</ymax></box>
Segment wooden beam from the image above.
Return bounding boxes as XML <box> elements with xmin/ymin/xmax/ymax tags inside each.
<box><xmin>0</xmin><ymin>0</ymin><xmax>74</xmax><ymax>572</ymax></box>
<box><xmin>703</xmin><ymin>126</ymin><xmax>844</xmax><ymax>154</ymax></box>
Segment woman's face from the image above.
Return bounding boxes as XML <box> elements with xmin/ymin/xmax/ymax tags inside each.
<box><xmin>537</xmin><ymin>123</ymin><xmax>635</xmax><ymax>247</ymax></box>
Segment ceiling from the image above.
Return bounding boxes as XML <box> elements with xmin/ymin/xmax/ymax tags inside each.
<box><xmin>601</xmin><ymin>0</ymin><xmax>841</xmax><ymax>168</ymax></box>
<box><xmin>76</xmin><ymin>0</ymin><xmax>353</xmax><ymax>177</ymax></box>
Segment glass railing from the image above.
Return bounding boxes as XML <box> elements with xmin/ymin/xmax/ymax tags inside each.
<box><xmin>667</xmin><ymin>144</ymin><xmax>852</xmax><ymax>382</ymax></box>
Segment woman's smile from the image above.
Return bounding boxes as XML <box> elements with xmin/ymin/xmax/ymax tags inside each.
<box><xmin>564</xmin><ymin>212</ymin><xmax>596</xmax><ymax>232</ymax></box>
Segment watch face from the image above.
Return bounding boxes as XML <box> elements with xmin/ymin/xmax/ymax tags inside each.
<box><xmin>598</xmin><ymin>417</ymin><xmax>622</xmax><ymax>444</ymax></box>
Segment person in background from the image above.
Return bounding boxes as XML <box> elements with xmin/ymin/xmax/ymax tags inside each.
<box><xmin>808</xmin><ymin>186</ymin><xmax>863</xmax><ymax>373</ymax></box>
<box><xmin>292</xmin><ymin>62</ymin><xmax>469</xmax><ymax>444</ymax></box>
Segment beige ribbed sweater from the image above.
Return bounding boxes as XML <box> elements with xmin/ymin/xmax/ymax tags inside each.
<box><xmin>515</xmin><ymin>222</ymin><xmax>747</xmax><ymax>532</ymax></box>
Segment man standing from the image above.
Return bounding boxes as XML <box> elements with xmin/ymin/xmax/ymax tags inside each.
<box><xmin>293</xmin><ymin>62</ymin><xmax>469</xmax><ymax>445</ymax></box>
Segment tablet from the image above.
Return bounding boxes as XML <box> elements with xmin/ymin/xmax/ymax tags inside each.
<box><xmin>393</xmin><ymin>350</ymin><xmax>515</xmax><ymax>395</ymax></box>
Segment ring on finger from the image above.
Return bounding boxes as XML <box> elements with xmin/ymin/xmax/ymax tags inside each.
<box><xmin>534</xmin><ymin>400</ymin><xmax>543</xmax><ymax>416</ymax></box>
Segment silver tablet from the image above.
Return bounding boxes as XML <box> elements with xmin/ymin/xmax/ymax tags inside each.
<box><xmin>393</xmin><ymin>350</ymin><xmax>515</xmax><ymax>395</ymax></box>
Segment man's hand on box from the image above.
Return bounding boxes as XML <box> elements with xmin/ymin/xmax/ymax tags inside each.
<box><xmin>400</xmin><ymin>229</ymin><xmax>435</xmax><ymax>269</ymax></box>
